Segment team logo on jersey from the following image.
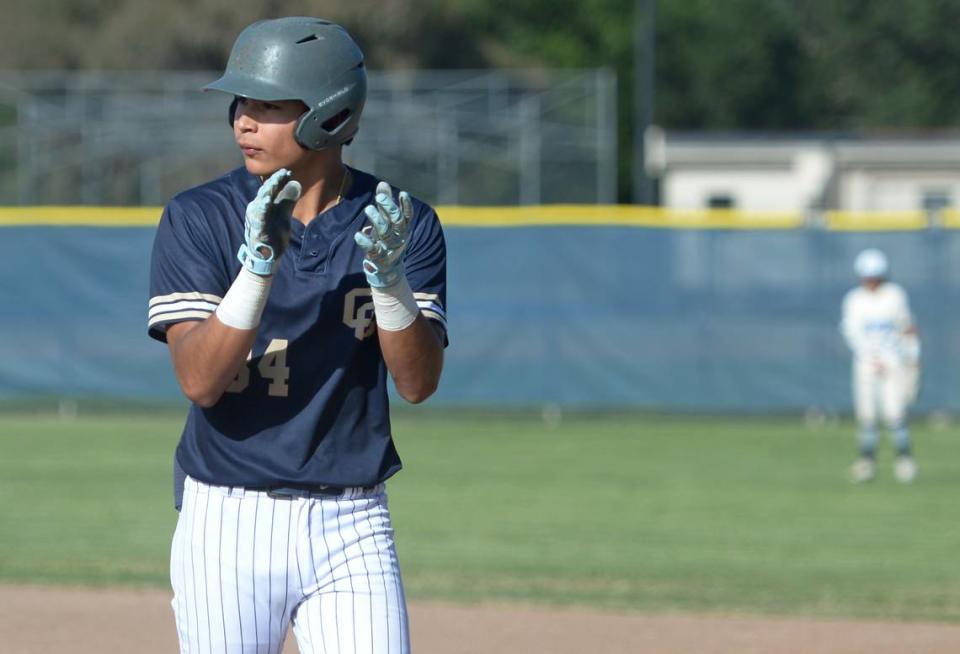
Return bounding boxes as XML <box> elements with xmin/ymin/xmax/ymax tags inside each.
<box><xmin>343</xmin><ymin>288</ymin><xmax>376</xmax><ymax>340</ymax></box>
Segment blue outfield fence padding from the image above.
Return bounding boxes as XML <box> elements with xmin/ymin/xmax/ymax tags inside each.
<box><xmin>2</xmin><ymin>208</ymin><xmax>959</xmax><ymax>412</ymax></box>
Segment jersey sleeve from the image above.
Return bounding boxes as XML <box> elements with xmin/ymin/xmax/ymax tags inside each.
<box><xmin>839</xmin><ymin>290</ymin><xmax>860</xmax><ymax>353</ymax></box>
<box><xmin>403</xmin><ymin>203</ymin><xmax>448</xmax><ymax>344</ymax></box>
<box><xmin>148</xmin><ymin>199</ymin><xmax>232</xmax><ymax>343</ymax></box>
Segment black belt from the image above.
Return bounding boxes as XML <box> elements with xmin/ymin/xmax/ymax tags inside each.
<box><xmin>251</xmin><ymin>485</ymin><xmax>375</xmax><ymax>499</ymax></box>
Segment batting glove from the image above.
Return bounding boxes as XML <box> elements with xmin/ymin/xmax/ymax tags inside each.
<box><xmin>237</xmin><ymin>168</ymin><xmax>302</xmax><ymax>276</ymax></box>
<box><xmin>354</xmin><ymin>181</ymin><xmax>413</xmax><ymax>288</ymax></box>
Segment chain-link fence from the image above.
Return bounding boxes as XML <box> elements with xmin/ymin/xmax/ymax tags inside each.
<box><xmin>0</xmin><ymin>69</ymin><xmax>617</xmax><ymax>206</ymax></box>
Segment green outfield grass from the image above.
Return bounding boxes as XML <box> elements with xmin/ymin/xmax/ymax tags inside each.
<box><xmin>1</xmin><ymin>408</ymin><xmax>959</xmax><ymax>622</ymax></box>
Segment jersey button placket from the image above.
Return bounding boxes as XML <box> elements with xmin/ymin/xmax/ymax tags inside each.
<box><xmin>296</xmin><ymin>223</ymin><xmax>325</xmax><ymax>272</ymax></box>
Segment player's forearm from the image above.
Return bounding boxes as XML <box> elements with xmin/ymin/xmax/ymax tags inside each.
<box><xmin>167</xmin><ymin>318</ymin><xmax>257</xmax><ymax>408</ymax></box>
<box><xmin>353</xmin><ymin>182</ymin><xmax>445</xmax><ymax>402</ymax></box>
<box><xmin>167</xmin><ymin>250</ymin><xmax>282</xmax><ymax>406</ymax></box>
<box><xmin>379</xmin><ymin>316</ymin><xmax>444</xmax><ymax>404</ymax></box>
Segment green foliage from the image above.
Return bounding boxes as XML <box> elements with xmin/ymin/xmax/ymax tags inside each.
<box><xmin>655</xmin><ymin>0</ymin><xmax>816</xmax><ymax>129</ymax></box>
<box><xmin>0</xmin><ymin>0</ymin><xmax>487</xmax><ymax>71</ymax></box>
<box><xmin>458</xmin><ymin>0</ymin><xmax>631</xmax><ymax>67</ymax></box>
<box><xmin>797</xmin><ymin>2</ymin><xmax>960</xmax><ymax>128</ymax></box>
<box><xmin>4</xmin><ymin>410</ymin><xmax>960</xmax><ymax>622</ymax></box>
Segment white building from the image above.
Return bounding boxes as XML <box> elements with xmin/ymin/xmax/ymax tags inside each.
<box><xmin>645</xmin><ymin>129</ymin><xmax>960</xmax><ymax>215</ymax></box>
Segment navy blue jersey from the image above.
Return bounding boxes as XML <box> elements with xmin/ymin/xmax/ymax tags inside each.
<box><xmin>148</xmin><ymin>166</ymin><xmax>447</xmax><ymax>489</ymax></box>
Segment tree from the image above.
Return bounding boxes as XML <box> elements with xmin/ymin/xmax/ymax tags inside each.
<box><xmin>797</xmin><ymin>1</ymin><xmax>960</xmax><ymax>128</ymax></box>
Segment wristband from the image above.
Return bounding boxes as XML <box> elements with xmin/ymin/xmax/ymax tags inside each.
<box><xmin>371</xmin><ymin>276</ymin><xmax>419</xmax><ymax>332</ymax></box>
<box><xmin>215</xmin><ymin>267</ymin><xmax>272</xmax><ymax>330</ymax></box>
<box><xmin>237</xmin><ymin>242</ymin><xmax>276</xmax><ymax>276</ymax></box>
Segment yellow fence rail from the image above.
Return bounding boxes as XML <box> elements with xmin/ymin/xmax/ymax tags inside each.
<box><xmin>0</xmin><ymin>205</ymin><xmax>952</xmax><ymax>231</ymax></box>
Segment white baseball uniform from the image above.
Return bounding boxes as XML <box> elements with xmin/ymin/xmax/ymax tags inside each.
<box><xmin>840</xmin><ymin>281</ymin><xmax>916</xmax><ymax>428</ymax></box>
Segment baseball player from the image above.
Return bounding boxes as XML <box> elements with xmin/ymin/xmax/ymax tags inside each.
<box><xmin>147</xmin><ymin>18</ymin><xmax>447</xmax><ymax>653</ymax></box>
<box><xmin>841</xmin><ymin>248</ymin><xmax>919</xmax><ymax>484</ymax></box>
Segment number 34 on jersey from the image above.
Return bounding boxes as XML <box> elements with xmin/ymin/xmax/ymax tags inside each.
<box><xmin>226</xmin><ymin>338</ymin><xmax>290</xmax><ymax>397</ymax></box>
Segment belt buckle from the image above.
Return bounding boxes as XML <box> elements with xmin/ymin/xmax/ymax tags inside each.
<box><xmin>265</xmin><ymin>487</ymin><xmax>297</xmax><ymax>500</ymax></box>
<box><xmin>265</xmin><ymin>485</ymin><xmax>343</xmax><ymax>499</ymax></box>
<box><xmin>315</xmin><ymin>485</ymin><xmax>345</xmax><ymax>497</ymax></box>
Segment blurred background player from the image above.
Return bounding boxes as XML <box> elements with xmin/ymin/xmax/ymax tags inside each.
<box><xmin>148</xmin><ymin>17</ymin><xmax>447</xmax><ymax>653</ymax></box>
<box><xmin>841</xmin><ymin>248</ymin><xmax>920</xmax><ymax>483</ymax></box>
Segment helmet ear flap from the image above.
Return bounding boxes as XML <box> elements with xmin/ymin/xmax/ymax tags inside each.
<box><xmin>228</xmin><ymin>97</ymin><xmax>239</xmax><ymax>127</ymax></box>
<box><xmin>295</xmin><ymin>106</ymin><xmax>362</xmax><ymax>149</ymax></box>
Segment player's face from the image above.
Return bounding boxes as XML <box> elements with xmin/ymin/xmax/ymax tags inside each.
<box><xmin>233</xmin><ymin>98</ymin><xmax>310</xmax><ymax>176</ymax></box>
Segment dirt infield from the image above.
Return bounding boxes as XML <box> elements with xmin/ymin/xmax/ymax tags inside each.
<box><xmin>3</xmin><ymin>584</ymin><xmax>960</xmax><ymax>653</ymax></box>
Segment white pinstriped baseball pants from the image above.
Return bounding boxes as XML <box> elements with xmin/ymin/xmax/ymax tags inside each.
<box><xmin>171</xmin><ymin>476</ymin><xmax>410</xmax><ymax>654</ymax></box>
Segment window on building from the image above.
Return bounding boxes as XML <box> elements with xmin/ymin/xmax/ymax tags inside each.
<box><xmin>707</xmin><ymin>193</ymin><xmax>736</xmax><ymax>209</ymax></box>
<box><xmin>921</xmin><ymin>189</ymin><xmax>952</xmax><ymax>212</ymax></box>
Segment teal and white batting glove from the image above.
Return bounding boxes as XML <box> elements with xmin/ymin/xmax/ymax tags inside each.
<box><xmin>237</xmin><ymin>168</ymin><xmax>302</xmax><ymax>276</ymax></box>
<box><xmin>354</xmin><ymin>181</ymin><xmax>413</xmax><ymax>288</ymax></box>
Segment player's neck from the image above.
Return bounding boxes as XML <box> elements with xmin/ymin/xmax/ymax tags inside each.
<box><xmin>291</xmin><ymin>159</ymin><xmax>351</xmax><ymax>226</ymax></box>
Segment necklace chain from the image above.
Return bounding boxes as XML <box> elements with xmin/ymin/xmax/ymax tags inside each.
<box><xmin>334</xmin><ymin>166</ymin><xmax>349</xmax><ymax>205</ymax></box>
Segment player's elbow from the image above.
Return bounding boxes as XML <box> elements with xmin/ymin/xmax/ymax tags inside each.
<box><xmin>396</xmin><ymin>377</ymin><xmax>439</xmax><ymax>405</ymax></box>
<box><xmin>191</xmin><ymin>393</ymin><xmax>222</xmax><ymax>409</ymax></box>
<box><xmin>398</xmin><ymin>388</ymin><xmax>434</xmax><ymax>405</ymax></box>
<box><xmin>179</xmin><ymin>379</ymin><xmax>224</xmax><ymax>408</ymax></box>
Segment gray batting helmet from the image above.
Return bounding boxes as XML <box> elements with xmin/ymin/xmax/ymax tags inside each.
<box><xmin>205</xmin><ymin>17</ymin><xmax>367</xmax><ymax>150</ymax></box>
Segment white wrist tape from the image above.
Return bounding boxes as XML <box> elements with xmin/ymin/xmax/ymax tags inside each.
<box><xmin>215</xmin><ymin>267</ymin><xmax>273</xmax><ymax>330</ymax></box>
<box><xmin>371</xmin><ymin>276</ymin><xmax>419</xmax><ymax>332</ymax></box>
